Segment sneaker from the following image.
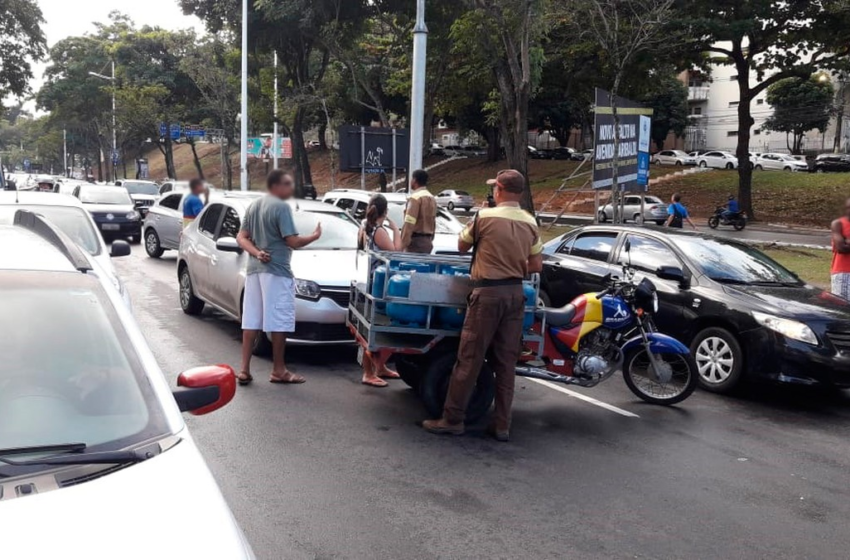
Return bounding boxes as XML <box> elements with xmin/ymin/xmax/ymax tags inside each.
<box><xmin>422</xmin><ymin>418</ymin><xmax>465</xmax><ymax>436</ymax></box>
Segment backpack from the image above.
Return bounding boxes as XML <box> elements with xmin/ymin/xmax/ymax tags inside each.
<box><xmin>669</xmin><ymin>204</ymin><xmax>684</xmax><ymax>228</ymax></box>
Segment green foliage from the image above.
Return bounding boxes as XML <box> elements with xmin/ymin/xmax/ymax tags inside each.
<box><xmin>763</xmin><ymin>76</ymin><xmax>835</xmax><ymax>154</ymax></box>
<box><xmin>640</xmin><ymin>71</ymin><xmax>689</xmax><ymax>151</ymax></box>
<box><xmin>0</xmin><ymin>0</ymin><xmax>47</xmax><ymax>99</ymax></box>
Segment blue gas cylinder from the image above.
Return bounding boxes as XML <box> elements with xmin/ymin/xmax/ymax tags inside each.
<box><xmin>397</xmin><ymin>262</ymin><xmax>431</xmax><ymax>274</ymax></box>
<box><xmin>371</xmin><ymin>265</ymin><xmax>388</xmax><ymax>311</ymax></box>
<box><xmin>523</xmin><ymin>283</ymin><xmax>537</xmax><ymax>331</ymax></box>
<box><xmin>435</xmin><ymin>265</ymin><xmax>470</xmax><ymax>329</ymax></box>
<box><xmin>386</xmin><ymin>274</ymin><xmax>428</xmax><ymax>326</ymax></box>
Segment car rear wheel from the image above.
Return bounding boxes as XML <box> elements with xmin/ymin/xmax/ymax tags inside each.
<box><xmin>699</xmin><ymin>161</ymin><xmax>707</xmax><ymax>168</ymax></box>
<box><xmin>755</xmin><ymin>165</ymin><xmax>763</xmax><ymax>171</ymax></box>
<box><xmin>725</xmin><ymin>163</ymin><xmax>734</xmax><ymax>170</ymax></box>
<box><xmin>598</xmin><ymin>211</ymin><xmax>608</xmax><ymax>223</ymax></box>
<box><xmin>144</xmin><ymin>229</ymin><xmax>164</xmax><ymax>258</ymax></box>
<box><xmin>675</xmin><ymin>160</ymin><xmax>683</xmax><ymax>166</ymax></box>
<box><xmin>691</xmin><ymin>327</ymin><xmax>744</xmax><ymax>393</ymax></box>
<box><xmin>448</xmin><ymin>202</ymin><xmax>455</xmax><ymax>211</ymax></box>
<box><xmin>179</xmin><ymin>266</ymin><xmax>205</xmax><ymax>315</ymax></box>
<box><xmin>633</xmin><ymin>213</ymin><xmax>644</xmax><ymax>225</ymax></box>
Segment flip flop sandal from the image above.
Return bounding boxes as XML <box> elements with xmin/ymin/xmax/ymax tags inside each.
<box><xmin>270</xmin><ymin>371</ymin><xmax>306</xmax><ymax>384</ymax></box>
<box><xmin>362</xmin><ymin>378</ymin><xmax>389</xmax><ymax>388</ymax></box>
<box><xmin>236</xmin><ymin>371</ymin><xmax>254</xmax><ymax>386</ymax></box>
<box><xmin>378</xmin><ymin>370</ymin><xmax>401</xmax><ymax>379</ymax></box>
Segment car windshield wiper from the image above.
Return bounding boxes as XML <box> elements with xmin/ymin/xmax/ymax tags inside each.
<box><xmin>746</xmin><ymin>280</ymin><xmax>803</xmax><ymax>287</ymax></box>
<box><xmin>0</xmin><ymin>442</ymin><xmax>156</xmax><ymax>468</ymax></box>
<box><xmin>709</xmin><ymin>277</ymin><xmax>750</xmax><ymax>285</ymax></box>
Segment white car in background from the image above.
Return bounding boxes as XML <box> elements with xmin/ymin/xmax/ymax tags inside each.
<box><xmin>321</xmin><ymin>189</ymin><xmax>465</xmax><ymax>253</ymax></box>
<box><xmin>651</xmin><ymin>150</ymin><xmax>696</xmax><ymax>166</ymax></box>
<box><xmin>178</xmin><ymin>196</ymin><xmax>360</xmax><ymax>350</ymax></box>
<box><xmin>115</xmin><ymin>180</ymin><xmax>160</xmax><ymax>217</ymax></box>
<box><xmin>0</xmin><ymin>191</ymin><xmax>132</xmax><ymax>308</ymax></box>
<box><xmin>142</xmin><ymin>190</ymin><xmax>189</xmax><ymax>258</ymax></box>
<box><xmin>754</xmin><ymin>153</ymin><xmax>809</xmax><ymax>172</ymax></box>
<box><xmin>597</xmin><ymin>194</ymin><xmax>669</xmax><ymax>225</ymax></box>
<box><xmin>697</xmin><ymin>151</ymin><xmax>739</xmax><ymax>169</ymax></box>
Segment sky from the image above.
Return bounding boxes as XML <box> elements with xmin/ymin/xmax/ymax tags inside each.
<box><xmin>25</xmin><ymin>0</ymin><xmax>206</xmax><ymax>109</ymax></box>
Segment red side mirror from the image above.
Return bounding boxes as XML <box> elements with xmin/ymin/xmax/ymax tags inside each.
<box><xmin>177</xmin><ymin>364</ymin><xmax>236</xmax><ymax>416</ymax></box>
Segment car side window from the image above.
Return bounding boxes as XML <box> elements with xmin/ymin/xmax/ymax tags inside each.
<box><xmin>217</xmin><ymin>207</ymin><xmax>241</xmax><ymax>240</ymax></box>
<box><xmin>568</xmin><ymin>232</ymin><xmax>618</xmax><ymax>262</ymax></box>
<box><xmin>336</xmin><ymin>198</ymin><xmax>354</xmax><ymax>212</ymax></box>
<box><xmin>352</xmin><ymin>201</ymin><xmax>367</xmax><ymax>220</ymax></box>
<box><xmin>625</xmin><ymin>196</ymin><xmax>641</xmax><ymax>205</ymax></box>
<box><xmin>160</xmin><ymin>194</ymin><xmax>181</xmax><ymax>211</ymax></box>
<box><xmin>199</xmin><ymin>204</ymin><xmax>224</xmax><ymax>237</ymax></box>
<box><xmin>621</xmin><ymin>235</ymin><xmax>681</xmax><ymax>274</ymax></box>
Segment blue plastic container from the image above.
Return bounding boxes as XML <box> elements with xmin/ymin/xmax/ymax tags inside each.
<box><xmin>435</xmin><ymin>265</ymin><xmax>471</xmax><ymax>329</ymax></box>
<box><xmin>397</xmin><ymin>262</ymin><xmax>431</xmax><ymax>274</ymax></box>
<box><xmin>523</xmin><ymin>282</ymin><xmax>537</xmax><ymax>331</ymax></box>
<box><xmin>371</xmin><ymin>265</ymin><xmax>388</xmax><ymax>311</ymax></box>
<box><xmin>386</xmin><ymin>274</ymin><xmax>428</xmax><ymax>326</ymax></box>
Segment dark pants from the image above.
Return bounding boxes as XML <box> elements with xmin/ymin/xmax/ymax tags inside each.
<box><xmin>443</xmin><ymin>285</ymin><xmax>526</xmax><ymax>431</ymax></box>
<box><xmin>407</xmin><ymin>235</ymin><xmax>433</xmax><ymax>254</ymax></box>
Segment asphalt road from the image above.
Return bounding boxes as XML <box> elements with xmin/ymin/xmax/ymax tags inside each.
<box><xmin>117</xmin><ymin>247</ymin><xmax>850</xmax><ymax>560</ymax></box>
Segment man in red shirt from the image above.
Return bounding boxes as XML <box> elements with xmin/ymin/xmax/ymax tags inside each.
<box><xmin>831</xmin><ymin>197</ymin><xmax>850</xmax><ymax>300</ymax></box>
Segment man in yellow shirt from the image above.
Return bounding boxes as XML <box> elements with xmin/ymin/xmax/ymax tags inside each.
<box><xmin>400</xmin><ymin>169</ymin><xmax>437</xmax><ymax>254</ymax></box>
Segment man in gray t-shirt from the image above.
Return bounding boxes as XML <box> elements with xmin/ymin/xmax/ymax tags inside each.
<box><xmin>236</xmin><ymin>171</ymin><xmax>322</xmax><ymax>386</ymax></box>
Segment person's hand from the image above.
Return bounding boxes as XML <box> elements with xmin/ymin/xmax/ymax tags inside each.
<box><xmin>387</xmin><ymin>218</ymin><xmax>398</xmax><ymax>230</ymax></box>
<box><xmin>312</xmin><ymin>222</ymin><xmax>322</xmax><ymax>240</ymax></box>
<box><xmin>256</xmin><ymin>250</ymin><xmax>272</xmax><ymax>263</ymax></box>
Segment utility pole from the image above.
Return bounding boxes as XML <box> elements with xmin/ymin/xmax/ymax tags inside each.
<box><xmin>111</xmin><ymin>60</ymin><xmax>117</xmax><ymax>181</ymax></box>
<box><xmin>408</xmin><ymin>0</ymin><xmax>428</xmax><ymax>173</ymax></box>
<box><xmin>240</xmin><ymin>0</ymin><xmax>249</xmax><ymax>191</ymax></box>
<box><xmin>63</xmin><ymin>129</ymin><xmax>68</xmax><ymax>178</ymax></box>
<box><xmin>273</xmin><ymin>50</ymin><xmax>279</xmax><ymax>171</ymax></box>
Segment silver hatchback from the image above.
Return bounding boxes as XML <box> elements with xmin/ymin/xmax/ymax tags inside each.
<box><xmin>435</xmin><ymin>189</ymin><xmax>475</xmax><ymax>212</ymax></box>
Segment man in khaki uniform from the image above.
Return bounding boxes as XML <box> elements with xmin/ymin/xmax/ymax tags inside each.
<box><xmin>423</xmin><ymin>169</ymin><xmax>543</xmax><ymax>442</ymax></box>
<box><xmin>400</xmin><ymin>169</ymin><xmax>437</xmax><ymax>254</ymax></box>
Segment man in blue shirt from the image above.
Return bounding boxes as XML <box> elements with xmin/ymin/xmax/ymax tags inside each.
<box><xmin>182</xmin><ymin>178</ymin><xmax>207</xmax><ymax>227</ymax></box>
<box><xmin>722</xmin><ymin>194</ymin><xmax>739</xmax><ymax>221</ymax></box>
<box><xmin>664</xmin><ymin>193</ymin><xmax>698</xmax><ymax>230</ymax></box>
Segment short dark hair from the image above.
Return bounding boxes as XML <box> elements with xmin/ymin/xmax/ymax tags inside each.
<box><xmin>267</xmin><ymin>170</ymin><xmax>292</xmax><ymax>190</ymax></box>
<box><xmin>412</xmin><ymin>169</ymin><xmax>429</xmax><ymax>187</ymax></box>
<box><xmin>672</xmin><ymin>193</ymin><xmax>682</xmax><ymax>202</ymax></box>
<box><xmin>189</xmin><ymin>178</ymin><xmax>204</xmax><ymax>191</ymax></box>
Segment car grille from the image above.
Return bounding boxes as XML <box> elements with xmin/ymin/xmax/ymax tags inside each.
<box><xmin>322</xmin><ymin>288</ymin><xmax>350</xmax><ymax>308</ymax></box>
<box><xmin>291</xmin><ymin>322</ymin><xmax>352</xmax><ymax>342</ymax></box>
<box><xmin>827</xmin><ymin>331</ymin><xmax>850</xmax><ymax>355</ymax></box>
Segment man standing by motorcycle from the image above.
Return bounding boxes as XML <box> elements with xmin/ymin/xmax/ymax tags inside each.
<box><xmin>831</xmin><ymin>197</ymin><xmax>850</xmax><ymax>300</ymax></box>
<box><xmin>422</xmin><ymin>169</ymin><xmax>543</xmax><ymax>442</ymax></box>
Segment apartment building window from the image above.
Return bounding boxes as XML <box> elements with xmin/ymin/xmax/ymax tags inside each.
<box><xmin>754</xmin><ymin>129</ymin><xmax>761</xmax><ymax>136</ymax></box>
<box><xmin>730</xmin><ymin>75</ymin><xmax>738</xmax><ymax>81</ymax></box>
<box><xmin>727</xmin><ymin>131</ymin><xmax>739</xmax><ymax>137</ymax></box>
<box><xmin>729</xmin><ymin>101</ymin><xmax>739</xmax><ymax>108</ymax></box>
<box><xmin>757</xmin><ymin>99</ymin><xmax>765</xmax><ymax>105</ymax></box>
<box><xmin>691</xmin><ymin>107</ymin><xmax>703</xmax><ymax>115</ymax></box>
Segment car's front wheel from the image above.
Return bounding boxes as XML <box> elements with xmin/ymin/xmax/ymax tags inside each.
<box><xmin>448</xmin><ymin>202</ymin><xmax>455</xmax><ymax>211</ymax></box>
<box><xmin>179</xmin><ymin>266</ymin><xmax>205</xmax><ymax>315</ymax></box>
<box><xmin>725</xmin><ymin>163</ymin><xmax>734</xmax><ymax>170</ymax></box>
<box><xmin>144</xmin><ymin>229</ymin><xmax>164</xmax><ymax>258</ymax></box>
<box><xmin>691</xmin><ymin>327</ymin><xmax>744</xmax><ymax>393</ymax></box>
<box><xmin>598</xmin><ymin>211</ymin><xmax>608</xmax><ymax>223</ymax></box>
<box><xmin>699</xmin><ymin>161</ymin><xmax>707</xmax><ymax>168</ymax></box>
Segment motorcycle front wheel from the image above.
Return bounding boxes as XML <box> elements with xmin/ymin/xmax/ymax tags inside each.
<box><xmin>622</xmin><ymin>348</ymin><xmax>698</xmax><ymax>405</ymax></box>
<box><xmin>707</xmin><ymin>216</ymin><xmax>720</xmax><ymax>229</ymax></box>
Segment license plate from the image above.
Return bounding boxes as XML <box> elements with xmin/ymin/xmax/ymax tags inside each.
<box><xmin>356</xmin><ymin>346</ymin><xmax>364</xmax><ymax>366</ymax></box>
<box><xmin>102</xmin><ymin>224</ymin><xmax>120</xmax><ymax>231</ymax></box>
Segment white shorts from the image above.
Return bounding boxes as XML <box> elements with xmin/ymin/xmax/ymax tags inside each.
<box><xmin>242</xmin><ymin>273</ymin><xmax>296</xmax><ymax>333</ymax></box>
<box><xmin>832</xmin><ymin>273</ymin><xmax>850</xmax><ymax>301</ymax></box>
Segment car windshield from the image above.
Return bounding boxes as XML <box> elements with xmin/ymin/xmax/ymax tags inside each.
<box><xmin>293</xmin><ymin>210</ymin><xmax>359</xmax><ymax>250</ymax></box>
<box><xmin>122</xmin><ymin>182</ymin><xmax>159</xmax><ymax>196</ymax></box>
<box><xmin>672</xmin><ymin>237</ymin><xmax>801</xmax><ymax>285</ymax></box>
<box><xmin>385</xmin><ymin>203</ymin><xmax>463</xmax><ymax>235</ymax></box>
<box><xmin>80</xmin><ymin>187</ymin><xmax>132</xmax><ymax>205</ymax></box>
<box><xmin>0</xmin><ymin>276</ymin><xmax>169</xmax><ymax>471</ymax></box>
<box><xmin>0</xmin><ymin>205</ymin><xmax>101</xmax><ymax>255</ymax></box>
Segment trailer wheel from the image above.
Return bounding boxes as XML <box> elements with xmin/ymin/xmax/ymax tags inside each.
<box><xmin>395</xmin><ymin>355</ymin><xmax>426</xmax><ymax>391</ymax></box>
<box><xmin>420</xmin><ymin>351</ymin><xmax>495</xmax><ymax>424</ymax></box>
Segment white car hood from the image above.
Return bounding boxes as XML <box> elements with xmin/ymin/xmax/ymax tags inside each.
<box><xmin>0</xmin><ymin>438</ymin><xmax>253</xmax><ymax>560</ymax></box>
<box><xmin>130</xmin><ymin>194</ymin><xmax>158</xmax><ymax>202</ymax></box>
<box><xmin>291</xmin><ymin>249</ymin><xmax>360</xmax><ymax>287</ymax></box>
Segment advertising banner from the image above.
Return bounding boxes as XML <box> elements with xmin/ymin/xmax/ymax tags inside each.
<box><xmin>247</xmin><ymin>137</ymin><xmax>293</xmax><ymax>160</ymax></box>
<box><xmin>338</xmin><ymin>126</ymin><xmax>409</xmax><ymax>173</ymax></box>
<box><xmin>592</xmin><ymin>89</ymin><xmax>653</xmax><ymax>192</ymax></box>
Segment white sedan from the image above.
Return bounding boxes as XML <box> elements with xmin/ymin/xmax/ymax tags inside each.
<box><xmin>651</xmin><ymin>150</ymin><xmax>696</xmax><ymax>166</ymax></box>
<box><xmin>754</xmin><ymin>153</ymin><xmax>809</xmax><ymax>172</ymax></box>
<box><xmin>697</xmin><ymin>151</ymin><xmax>739</xmax><ymax>170</ymax></box>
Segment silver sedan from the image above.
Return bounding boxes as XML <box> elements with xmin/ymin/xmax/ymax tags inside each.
<box><xmin>435</xmin><ymin>189</ymin><xmax>475</xmax><ymax>212</ymax></box>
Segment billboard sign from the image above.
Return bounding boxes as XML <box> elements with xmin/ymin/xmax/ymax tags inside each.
<box><xmin>592</xmin><ymin>89</ymin><xmax>653</xmax><ymax>192</ymax></box>
<box><xmin>246</xmin><ymin>137</ymin><xmax>293</xmax><ymax>160</ymax></box>
<box><xmin>338</xmin><ymin>126</ymin><xmax>409</xmax><ymax>173</ymax></box>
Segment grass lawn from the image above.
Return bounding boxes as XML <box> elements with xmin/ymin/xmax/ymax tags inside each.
<box><xmin>760</xmin><ymin>246</ymin><xmax>832</xmax><ymax>288</ymax></box>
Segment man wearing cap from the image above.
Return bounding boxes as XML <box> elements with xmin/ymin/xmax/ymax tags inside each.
<box><xmin>400</xmin><ymin>169</ymin><xmax>437</xmax><ymax>254</ymax></box>
<box><xmin>423</xmin><ymin>169</ymin><xmax>543</xmax><ymax>442</ymax></box>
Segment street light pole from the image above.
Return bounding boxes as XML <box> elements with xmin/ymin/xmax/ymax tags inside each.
<box><xmin>408</xmin><ymin>0</ymin><xmax>428</xmax><ymax>173</ymax></box>
<box><xmin>111</xmin><ymin>60</ymin><xmax>117</xmax><ymax>181</ymax></box>
<box><xmin>273</xmin><ymin>50</ymin><xmax>279</xmax><ymax>171</ymax></box>
<box><xmin>63</xmin><ymin>129</ymin><xmax>68</xmax><ymax>178</ymax></box>
<box><xmin>240</xmin><ymin>0</ymin><xmax>249</xmax><ymax>191</ymax></box>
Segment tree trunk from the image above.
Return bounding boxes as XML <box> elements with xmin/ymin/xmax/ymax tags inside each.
<box><xmin>734</xmin><ymin>57</ymin><xmax>755</xmax><ymax>219</ymax></box>
<box><xmin>318</xmin><ymin>123</ymin><xmax>328</xmax><ymax>151</ymax></box>
<box><xmin>291</xmin><ymin>106</ymin><xmax>312</xmax><ymax>196</ymax></box>
<box><xmin>189</xmin><ymin>139</ymin><xmax>205</xmax><ymax>179</ymax></box>
<box><xmin>486</xmin><ymin>126</ymin><xmax>502</xmax><ymax>162</ymax></box>
<box><xmin>224</xmin><ymin>137</ymin><xmax>234</xmax><ymax>190</ymax></box>
<box><xmin>164</xmin><ymin>135</ymin><xmax>177</xmax><ymax>179</ymax></box>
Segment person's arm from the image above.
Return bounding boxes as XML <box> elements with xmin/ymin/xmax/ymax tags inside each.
<box><xmin>237</xmin><ymin>230</ymin><xmax>271</xmax><ymax>263</ymax></box>
<box><xmin>400</xmin><ymin>197</ymin><xmax>420</xmax><ymax>250</ymax></box>
<box><xmin>458</xmin><ymin>216</ymin><xmax>475</xmax><ymax>253</ymax></box>
<box><xmin>373</xmin><ymin>225</ymin><xmax>399</xmax><ymax>252</ymax></box>
<box><xmin>832</xmin><ymin>220</ymin><xmax>850</xmax><ymax>253</ymax></box>
<box><xmin>285</xmin><ymin>224</ymin><xmax>322</xmax><ymax>249</ymax></box>
<box><xmin>527</xmin><ymin>230</ymin><xmax>544</xmax><ymax>273</ymax></box>
<box><xmin>664</xmin><ymin>213</ymin><xmax>674</xmax><ymax>227</ymax></box>
<box><xmin>386</xmin><ymin>218</ymin><xmax>402</xmax><ymax>251</ymax></box>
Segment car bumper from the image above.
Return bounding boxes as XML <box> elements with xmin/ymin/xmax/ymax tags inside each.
<box><xmin>94</xmin><ymin>220</ymin><xmax>142</xmax><ymax>237</ymax></box>
<box><xmin>291</xmin><ymin>292</ymin><xmax>354</xmax><ymax>344</ymax></box>
<box><xmin>743</xmin><ymin>328</ymin><xmax>850</xmax><ymax>387</ymax></box>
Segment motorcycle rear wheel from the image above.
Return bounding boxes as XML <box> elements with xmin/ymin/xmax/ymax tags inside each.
<box><xmin>622</xmin><ymin>348</ymin><xmax>698</xmax><ymax>405</ymax></box>
<box><xmin>733</xmin><ymin>219</ymin><xmax>747</xmax><ymax>231</ymax></box>
<box><xmin>707</xmin><ymin>216</ymin><xmax>720</xmax><ymax>229</ymax></box>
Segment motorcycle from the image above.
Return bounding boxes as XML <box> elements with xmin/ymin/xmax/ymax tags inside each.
<box><xmin>708</xmin><ymin>206</ymin><xmax>747</xmax><ymax>231</ymax></box>
<box><xmin>519</xmin><ymin>265</ymin><xmax>698</xmax><ymax>405</ymax></box>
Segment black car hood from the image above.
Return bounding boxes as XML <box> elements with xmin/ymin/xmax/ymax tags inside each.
<box><xmin>725</xmin><ymin>284</ymin><xmax>850</xmax><ymax>321</ymax></box>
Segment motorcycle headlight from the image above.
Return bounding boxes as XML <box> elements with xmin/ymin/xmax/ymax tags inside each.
<box><xmin>126</xmin><ymin>211</ymin><xmax>141</xmax><ymax>220</ymax></box>
<box><xmin>295</xmin><ymin>279</ymin><xmax>321</xmax><ymax>300</ymax></box>
<box><xmin>752</xmin><ymin>312</ymin><xmax>818</xmax><ymax>346</ymax></box>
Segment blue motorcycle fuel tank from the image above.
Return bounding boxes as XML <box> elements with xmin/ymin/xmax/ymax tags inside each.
<box><xmin>600</xmin><ymin>294</ymin><xmax>633</xmax><ymax>329</ymax></box>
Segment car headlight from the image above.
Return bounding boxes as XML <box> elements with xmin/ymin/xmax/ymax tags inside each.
<box><xmin>652</xmin><ymin>292</ymin><xmax>659</xmax><ymax>313</ymax></box>
<box><xmin>126</xmin><ymin>211</ymin><xmax>141</xmax><ymax>220</ymax></box>
<box><xmin>752</xmin><ymin>311</ymin><xmax>818</xmax><ymax>345</ymax></box>
<box><xmin>295</xmin><ymin>279</ymin><xmax>321</xmax><ymax>299</ymax></box>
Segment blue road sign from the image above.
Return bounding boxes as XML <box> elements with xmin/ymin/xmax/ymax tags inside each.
<box><xmin>112</xmin><ymin>150</ymin><xmax>120</xmax><ymax>165</ymax></box>
<box><xmin>159</xmin><ymin>123</ymin><xmax>168</xmax><ymax>137</ymax></box>
<box><xmin>170</xmin><ymin>124</ymin><xmax>181</xmax><ymax>141</ymax></box>
<box><xmin>23</xmin><ymin>158</ymin><xmax>31</xmax><ymax>172</ymax></box>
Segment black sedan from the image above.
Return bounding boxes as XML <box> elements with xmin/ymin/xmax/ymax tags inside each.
<box><xmin>72</xmin><ymin>184</ymin><xmax>142</xmax><ymax>243</ymax></box>
<box><xmin>813</xmin><ymin>153</ymin><xmax>850</xmax><ymax>173</ymax></box>
<box><xmin>540</xmin><ymin>226</ymin><xmax>850</xmax><ymax>393</ymax></box>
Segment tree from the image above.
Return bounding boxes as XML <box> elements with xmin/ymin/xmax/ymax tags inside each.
<box><xmin>763</xmin><ymin>76</ymin><xmax>834</xmax><ymax>154</ymax></box>
<box><xmin>677</xmin><ymin>0</ymin><xmax>850</xmax><ymax>217</ymax></box>
<box><xmin>570</xmin><ymin>0</ymin><xmax>676</xmax><ymax>223</ymax></box>
<box><xmin>641</xmin><ymin>70</ymin><xmax>689</xmax><ymax>151</ymax></box>
<box><xmin>0</xmin><ymin>0</ymin><xmax>47</xmax><ymax>99</ymax></box>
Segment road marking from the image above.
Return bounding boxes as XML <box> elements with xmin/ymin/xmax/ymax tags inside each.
<box><xmin>527</xmin><ymin>378</ymin><xmax>639</xmax><ymax>418</ymax></box>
